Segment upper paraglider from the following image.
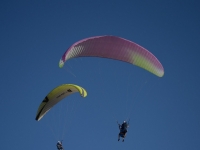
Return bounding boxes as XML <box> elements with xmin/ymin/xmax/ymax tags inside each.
<box><xmin>59</xmin><ymin>35</ymin><xmax>164</xmax><ymax>77</ymax></box>
<box><xmin>35</xmin><ymin>84</ymin><xmax>87</xmax><ymax>121</ymax></box>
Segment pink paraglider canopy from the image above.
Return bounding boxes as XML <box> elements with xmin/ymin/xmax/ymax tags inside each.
<box><xmin>59</xmin><ymin>35</ymin><xmax>164</xmax><ymax>77</ymax></box>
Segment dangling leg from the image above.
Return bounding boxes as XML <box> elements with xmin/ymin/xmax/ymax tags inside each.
<box><xmin>122</xmin><ymin>132</ymin><xmax>126</xmax><ymax>142</ymax></box>
<box><xmin>118</xmin><ymin>133</ymin><xmax>120</xmax><ymax>141</ymax></box>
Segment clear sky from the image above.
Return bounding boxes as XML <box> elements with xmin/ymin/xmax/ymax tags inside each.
<box><xmin>1</xmin><ymin>0</ymin><xmax>200</xmax><ymax>150</ymax></box>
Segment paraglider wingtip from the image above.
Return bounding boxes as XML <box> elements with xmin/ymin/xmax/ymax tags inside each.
<box><xmin>59</xmin><ymin>59</ymin><xmax>64</xmax><ymax>68</ymax></box>
<box><xmin>159</xmin><ymin>72</ymin><xmax>164</xmax><ymax>77</ymax></box>
<box><xmin>59</xmin><ymin>64</ymin><xmax>64</xmax><ymax>68</ymax></box>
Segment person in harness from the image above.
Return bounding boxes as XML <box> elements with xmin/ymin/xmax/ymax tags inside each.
<box><xmin>56</xmin><ymin>141</ymin><xmax>64</xmax><ymax>150</ymax></box>
<box><xmin>118</xmin><ymin>120</ymin><xmax>129</xmax><ymax>142</ymax></box>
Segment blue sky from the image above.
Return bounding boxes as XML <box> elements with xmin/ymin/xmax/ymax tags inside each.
<box><xmin>1</xmin><ymin>0</ymin><xmax>200</xmax><ymax>150</ymax></box>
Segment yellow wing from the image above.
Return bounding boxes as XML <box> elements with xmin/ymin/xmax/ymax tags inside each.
<box><xmin>35</xmin><ymin>84</ymin><xmax>87</xmax><ymax>121</ymax></box>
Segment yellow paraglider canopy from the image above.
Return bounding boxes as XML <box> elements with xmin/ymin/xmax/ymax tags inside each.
<box><xmin>35</xmin><ymin>84</ymin><xmax>87</xmax><ymax>121</ymax></box>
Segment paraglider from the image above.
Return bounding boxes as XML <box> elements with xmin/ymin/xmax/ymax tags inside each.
<box><xmin>56</xmin><ymin>141</ymin><xmax>64</xmax><ymax>150</ymax></box>
<box><xmin>59</xmin><ymin>35</ymin><xmax>164</xmax><ymax>77</ymax></box>
<box><xmin>35</xmin><ymin>84</ymin><xmax>87</xmax><ymax>149</ymax></box>
<box><xmin>118</xmin><ymin>120</ymin><xmax>129</xmax><ymax>142</ymax></box>
<box><xmin>58</xmin><ymin>35</ymin><xmax>164</xmax><ymax>142</ymax></box>
<box><xmin>35</xmin><ymin>84</ymin><xmax>87</xmax><ymax>121</ymax></box>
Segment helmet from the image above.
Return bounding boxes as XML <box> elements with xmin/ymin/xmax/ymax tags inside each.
<box><xmin>123</xmin><ymin>121</ymin><xmax>126</xmax><ymax>123</ymax></box>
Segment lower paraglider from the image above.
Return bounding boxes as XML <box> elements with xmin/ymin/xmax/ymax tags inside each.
<box><xmin>56</xmin><ymin>141</ymin><xmax>64</xmax><ymax>150</ymax></box>
<box><xmin>35</xmin><ymin>84</ymin><xmax>88</xmax><ymax>145</ymax></box>
<box><xmin>118</xmin><ymin>120</ymin><xmax>129</xmax><ymax>142</ymax></box>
